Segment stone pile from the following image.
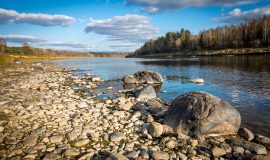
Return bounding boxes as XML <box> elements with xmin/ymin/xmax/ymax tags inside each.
<box><xmin>0</xmin><ymin>64</ymin><xmax>269</xmax><ymax>160</ymax></box>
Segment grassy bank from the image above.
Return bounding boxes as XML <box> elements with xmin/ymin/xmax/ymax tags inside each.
<box><xmin>0</xmin><ymin>54</ymin><xmax>94</xmax><ymax>65</ymax></box>
<box><xmin>134</xmin><ymin>47</ymin><xmax>270</xmax><ymax>58</ymax></box>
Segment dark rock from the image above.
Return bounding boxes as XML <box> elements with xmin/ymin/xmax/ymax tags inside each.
<box><xmin>228</xmin><ymin>139</ymin><xmax>267</xmax><ymax>155</ymax></box>
<box><xmin>164</xmin><ymin>91</ymin><xmax>241</xmax><ymax>137</ymax></box>
<box><xmin>123</xmin><ymin>70</ymin><xmax>163</xmax><ymax>84</ymax></box>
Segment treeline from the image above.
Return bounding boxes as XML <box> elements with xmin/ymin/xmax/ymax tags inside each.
<box><xmin>0</xmin><ymin>41</ymin><xmax>94</xmax><ymax>57</ymax></box>
<box><xmin>134</xmin><ymin>15</ymin><xmax>270</xmax><ymax>56</ymax></box>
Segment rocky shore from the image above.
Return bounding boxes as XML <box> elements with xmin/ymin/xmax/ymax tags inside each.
<box><xmin>0</xmin><ymin>62</ymin><xmax>269</xmax><ymax>160</ymax></box>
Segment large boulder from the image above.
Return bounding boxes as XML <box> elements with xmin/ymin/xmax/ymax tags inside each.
<box><xmin>123</xmin><ymin>70</ymin><xmax>163</xmax><ymax>84</ymax></box>
<box><xmin>164</xmin><ymin>91</ymin><xmax>241</xmax><ymax>137</ymax></box>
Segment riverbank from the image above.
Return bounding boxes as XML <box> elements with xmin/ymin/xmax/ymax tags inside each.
<box><xmin>132</xmin><ymin>48</ymin><xmax>270</xmax><ymax>58</ymax></box>
<box><xmin>0</xmin><ymin>62</ymin><xmax>269</xmax><ymax>160</ymax></box>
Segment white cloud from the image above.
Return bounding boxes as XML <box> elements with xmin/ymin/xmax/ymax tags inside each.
<box><xmin>85</xmin><ymin>14</ymin><xmax>159</xmax><ymax>43</ymax></box>
<box><xmin>40</xmin><ymin>41</ymin><xmax>91</xmax><ymax>49</ymax></box>
<box><xmin>214</xmin><ymin>6</ymin><xmax>270</xmax><ymax>23</ymax></box>
<box><xmin>126</xmin><ymin>0</ymin><xmax>258</xmax><ymax>14</ymax></box>
<box><xmin>0</xmin><ymin>8</ymin><xmax>75</xmax><ymax>26</ymax></box>
<box><xmin>0</xmin><ymin>34</ymin><xmax>45</xmax><ymax>43</ymax></box>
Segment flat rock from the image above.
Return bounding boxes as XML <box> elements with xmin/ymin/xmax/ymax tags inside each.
<box><xmin>73</xmin><ymin>139</ymin><xmax>90</xmax><ymax>147</ymax></box>
<box><xmin>110</xmin><ymin>132</ymin><xmax>126</xmax><ymax>142</ymax></box>
<box><xmin>212</xmin><ymin>147</ymin><xmax>226</xmax><ymax>157</ymax></box>
<box><xmin>49</xmin><ymin>135</ymin><xmax>63</xmax><ymax>143</ymax></box>
<box><xmin>23</xmin><ymin>135</ymin><xmax>38</xmax><ymax>147</ymax></box>
<box><xmin>150</xmin><ymin>151</ymin><xmax>169</xmax><ymax>160</ymax></box>
<box><xmin>64</xmin><ymin>149</ymin><xmax>80</xmax><ymax>157</ymax></box>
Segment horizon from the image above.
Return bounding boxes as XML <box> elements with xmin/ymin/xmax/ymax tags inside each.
<box><xmin>0</xmin><ymin>0</ymin><xmax>269</xmax><ymax>52</ymax></box>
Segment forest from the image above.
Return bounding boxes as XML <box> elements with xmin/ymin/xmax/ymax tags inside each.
<box><xmin>133</xmin><ymin>15</ymin><xmax>270</xmax><ymax>56</ymax></box>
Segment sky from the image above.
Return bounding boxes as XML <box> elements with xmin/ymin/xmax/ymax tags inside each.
<box><xmin>0</xmin><ymin>0</ymin><xmax>269</xmax><ymax>52</ymax></box>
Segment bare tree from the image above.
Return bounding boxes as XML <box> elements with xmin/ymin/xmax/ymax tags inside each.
<box><xmin>0</xmin><ymin>38</ymin><xmax>6</xmax><ymax>53</ymax></box>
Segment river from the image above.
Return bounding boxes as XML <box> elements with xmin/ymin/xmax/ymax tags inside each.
<box><xmin>50</xmin><ymin>55</ymin><xmax>270</xmax><ymax>137</ymax></box>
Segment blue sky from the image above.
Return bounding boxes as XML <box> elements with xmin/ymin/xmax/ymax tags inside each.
<box><xmin>0</xmin><ymin>0</ymin><xmax>269</xmax><ymax>52</ymax></box>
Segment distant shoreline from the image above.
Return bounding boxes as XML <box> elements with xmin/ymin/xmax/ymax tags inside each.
<box><xmin>130</xmin><ymin>47</ymin><xmax>270</xmax><ymax>58</ymax></box>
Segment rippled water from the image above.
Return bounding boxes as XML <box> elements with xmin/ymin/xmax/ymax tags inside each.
<box><xmin>51</xmin><ymin>55</ymin><xmax>270</xmax><ymax>137</ymax></box>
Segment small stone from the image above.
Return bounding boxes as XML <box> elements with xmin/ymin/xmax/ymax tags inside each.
<box><xmin>150</xmin><ymin>151</ymin><xmax>169</xmax><ymax>160</ymax></box>
<box><xmin>232</xmin><ymin>146</ymin><xmax>245</xmax><ymax>154</ymax></box>
<box><xmin>148</xmin><ymin>122</ymin><xmax>163</xmax><ymax>138</ymax></box>
<box><xmin>165</xmin><ymin>139</ymin><xmax>177</xmax><ymax>149</ymax></box>
<box><xmin>212</xmin><ymin>147</ymin><xmax>226</xmax><ymax>157</ymax></box>
<box><xmin>110</xmin><ymin>132</ymin><xmax>126</xmax><ymax>142</ymax></box>
<box><xmin>118</xmin><ymin>102</ymin><xmax>134</xmax><ymax>110</ymax></box>
<box><xmin>238</xmin><ymin>128</ymin><xmax>254</xmax><ymax>141</ymax></box>
<box><xmin>190</xmin><ymin>139</ymin><xmax>198</xmax><ymax>148</ymax></box>
<box><xmin>125</xmin><ymin>151</ymin><xmax>139</xmax><ymax>159</ymax></box>
<box><xmin>49</xmin><ymin>135</ymin><xmax>63</xmax><ymax>143</ymax></box>
<box><xmin>108</xmin><ymin>152</ymin><xmax>129</xmax><ymax>160</ymax></box>
<box><xmin>92</xmin><ymin>76</ymin><xmax>101</xmax><ymax>82</ymax></box>
<box><xmin>0</xmin><ymin>126</ymin><xmax>4</xmax><ymax>132</ymax></box>
<box><xmin>78</xmin><ymin>152</ymin><xmax>95</xmax><ymax>160</ymax></box>
<box><xmin>23</xmin><ymin>154</ymin><xmax>36</xmax><ymax>159</ymax></box>
<box><xmin>73</xmin><ymin>139</ymin><xmax>90</xmax><ymax>147</ymax></box>
<box><xmin>177</xmin><ymin>152</ymin><xmax>187</xmax><ymax>160</ymax></box>
<box><xmin>64</xmin><ymin>149</ymin><xmax>80</xmax><ymax>157</ymax></box>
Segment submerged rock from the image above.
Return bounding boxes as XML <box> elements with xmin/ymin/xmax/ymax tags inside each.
<box><xmin>123</xmin><ymin>70</ymin><xmax>163</xmax><ymax>84</ymax></box>
<box><xmin>164</xmin><ymin>91</ymin><xmax>241</xmax><ymax>137</ymax></box>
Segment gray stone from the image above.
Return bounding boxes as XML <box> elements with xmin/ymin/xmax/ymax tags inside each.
<box><xmin>123</xmin><ymin>76</ymin><xmax>136</xmax><ymax>84</ymax></box>
<box><xmin>228</xmin><ymin>139</ymin><xmax>267</xmax><ymax>155</ymax></box>
<box><xmin>150</xmin><ymin>151</ymin><xmax>169</xmax><ymax>160</ymax></box>
<box><xmin>135</xmin><ymin>85</ymin><xmax>156</xmax><ymax>99</ymax></box>
<box><xmin>123</xmin><ymin>70</ymin><xmax>163</xmax><ymax>84</ymax></box>
<box><xmin>164</xmin><ymin>92</ymin><xmax>241</xmax><ymax>137</ymax></box>
<box><xmin>110</xmin><ymin>132</ymin><xmax>126</xmax><ymax>142</ymax></box>
<box><xmin>238</xmin><ymin>128</ymin><xmax>254</xmax><ymax>141</ymax></box>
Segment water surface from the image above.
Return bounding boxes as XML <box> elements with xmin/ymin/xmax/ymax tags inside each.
<box><xmin>51</xmin><ymin>55</ymin><xmax>270</xmax><ymax>137</ymax></box>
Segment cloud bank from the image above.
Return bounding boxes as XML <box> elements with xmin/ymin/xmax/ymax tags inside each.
<box><xmin>0</xmin><ymin>35</ymin><xmax>45</xmax><ymax>43</ymax></box>
<box><xmin>85</xmin><ymin>14</ymin><xmax>159</xmax><ymax>43</ymax></box>
<box><xmin>40</xmin><ymin>42</ymin><xmax>91</xmax><ymax>49</ymax></box>
<box><xmin>0</xmin><ymin>8</ymin><xmax>75</xmax><ymax>26</ymax></box>
<box><xmin>214</xmin><ymin>6</ymin><xmax>270</xmax><ymax>23</ymax></box>
<box><xmin>126</xmin><ymin>0</ymin><xmax>258</xmax><ymax>14</ymax></box>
